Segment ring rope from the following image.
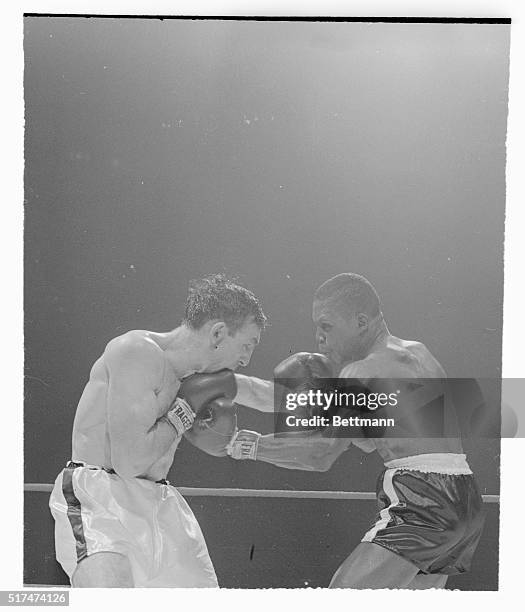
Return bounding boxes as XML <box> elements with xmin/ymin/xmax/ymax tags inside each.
<box><xmin>24</xmin><ymin>483</ymin><xmax>499</xmax><ymax>503</ymax></box>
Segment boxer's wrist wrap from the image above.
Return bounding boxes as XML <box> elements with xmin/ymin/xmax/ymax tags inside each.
<box><xmin>227</xmin><ymin>429</ymin><xmax>261</xmax><ymax>460</ymax></box>
<box><xmin>166</xmin><ymin>398</ymin><xmax>195</xmax><ymax>437</ymax></box>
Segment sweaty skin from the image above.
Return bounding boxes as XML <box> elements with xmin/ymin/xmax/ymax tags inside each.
<box><xmin>73</xmin><ymin>319</ymin><xmax>261</xmax><ymax>481</ymax></box>
<box><xmin>72</xmin><ymin>331</ymin><xmax>187</xmax><ymax>481</ymax></box>
<box><xmin>339</xmin><ymin>335</ymin><xmax>463</xmax><ymax>463</ymax></box>
<box><xmin>236</xmin><ymin>334</ymin><xmax>463</xmax><ymax>470</ymax></box>
<box><xmin>234</xmin><ymin>294</ymin><xmax>468</xmax><ymax>589</ymax></box>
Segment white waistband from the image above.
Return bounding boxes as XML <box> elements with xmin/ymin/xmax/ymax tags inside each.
<box><xmin>384</xmin><ymin>453</ymin><xmax>472</xmax><ymax>474</ymax></box>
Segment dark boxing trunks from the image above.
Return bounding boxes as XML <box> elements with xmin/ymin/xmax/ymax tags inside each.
<box><xmin>362</xmin><ymin>454</ymin><xmax>485</xmax><ymax>575</ymax></box>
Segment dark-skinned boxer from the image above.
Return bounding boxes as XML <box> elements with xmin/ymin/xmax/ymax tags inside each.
<box><xmin>227</xmin><ymin>273</ymin><xmax>485</xmax><ymax>590</ymax></box>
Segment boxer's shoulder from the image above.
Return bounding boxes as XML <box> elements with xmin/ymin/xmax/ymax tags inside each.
<box><xmin>384</xmin><ymin>338</ymin><xmax>422</xmax><ymax>367</ymax></box>
<box><xmin>395</xmin><ymin>338</ymin><xmax>435</xmax><ymax>363</ymax></box>
<box><xmin>106</xmin><ymin>330</ymin><xmax>162</xmax><ymax>353</ymax></box>
<box><xmin>390</xmin><ymin>338</ymin><xmax>446</xmax><ymax>377</ymax></box>
<box><xmin>104</xmin><ymin>330</ymin><xmax>164</xmax><ymax>375</ymax></box>
<box><xmin>339</xmin><ymin>356</ymin><xmax>377</xmax><ymax>380</ymax></box>
<box><xmin>339</xmin><ymin>344</ymin><xmax>420</xmax><ymax>380</ymax></box>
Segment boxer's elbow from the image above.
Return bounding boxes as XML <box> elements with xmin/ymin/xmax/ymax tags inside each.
<box><xmin>111</xmin><ymin>444</ymin><xmax>151</xmax><ymax>478</ymax></box>
<box><xmin>297</xmin><ymin>448</ymin><xmax>335</xmax><ymax>472</ymax></box>
<box><xmin>183</xmin><ymin>430</ymin><xmax>228</xmax><ymax>458</ymax></box>
<box><xmin>309</xmin><ymin>441</ymin><xmax>345</xmax><ymax>471</ymax></box>
<box><xmin>111</xmin><ymin>454</ymin><xmax>144</xmax><ymax>479</ymax></box>
<box><xmin>311</xmin><ymin>454</ymin><xmax>335</xmax><ymax>472</ymax></box>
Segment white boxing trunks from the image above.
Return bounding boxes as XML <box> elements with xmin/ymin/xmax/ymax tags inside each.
<box><xmin>49</xmin><ymin>462</ymin><xmax>218</xmax><ymax>587</ymax></box>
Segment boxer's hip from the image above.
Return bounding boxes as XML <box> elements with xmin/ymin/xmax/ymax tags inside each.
<box><xmin>49</xmin><ymin>461</ymin><xmax>218</xmax><ymax>587</ymax></box>
<box><xmin>362</xmin><ymin>454</ymin><xmax>485</xmax><ymax>575</ymax></box>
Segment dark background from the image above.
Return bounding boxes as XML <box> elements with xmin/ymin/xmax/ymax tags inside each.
<box><xmin>24</xmin><ymin>18</ymin><xmax>508</xmax><ymax>589</ymax></box>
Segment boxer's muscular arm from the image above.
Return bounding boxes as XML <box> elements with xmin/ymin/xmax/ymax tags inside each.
<box><xmin>234</xmin><ymin>374</ymin><xmax>276</xmax><ymax>412</ymax></box>
<box><xmin>105</xmin><ymin>336</ymin><xmax>179</xmax><ymax>478</ymax></box>
<box><xmin>255</xmin><ymin>432</ymin><xmax>352</xmax><ymax>471</ymax></box>
<box><xmin>233</xmin><ymin>361</ymin><xmax>376</xmax><ymax>468</ymax></box>
<box><xmin>254</xmin><ymin>359</ymin><xmax>377</xmax><ymax>466</ymax></box>
<box><xmin>236</xmin><ymin>362</ymin><xmax>376</xmax><ymax>472</ymax></box>
<box><xmin>338</xmin><ymin>360</ymin><xmax>378</xmax><ymax>454</ymax></box>
<box><xmin>234</xmin><ymin>352</ymin><xmax>331</xmax><ymax>413</ymax></box>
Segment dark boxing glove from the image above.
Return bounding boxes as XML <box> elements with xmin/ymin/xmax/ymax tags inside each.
<box><xmin>274</xmin><ymin>352</ymin><xmax>333</xmax><ymax>425</ymax></box>
<box><xmin>178</xmin><ymin>369</ymin><xmax>237</xmax><ymax>421</ymax></box>
<box><xmin>274</xmin><ymin>352</ymin><xmax>333</xmax><ymax>389</ymax></box>
<box><xmin>177</xmin><ymin>370</ymin><xmax>238</xmax><ymax>456</ymax></box>
<box><xmin>184</xmin><ymin>396</ymin><xmax>238</xmax><ymax>456</ymax></box>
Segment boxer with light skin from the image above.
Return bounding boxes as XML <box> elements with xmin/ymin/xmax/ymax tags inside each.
<box><xmin>228</xmin><ymin>273</ymin><xmax>485</xmax><ymax>590</ymax></box>
<box><xmin>49</xmin><ymin>274</ymin><xmax>265</xmax><ymax>588</ymax></box>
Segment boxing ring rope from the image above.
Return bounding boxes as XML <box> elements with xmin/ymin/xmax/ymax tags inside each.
<box><xmin>24</xmin><ymin>483</ymin><xmax>500</xmax><ymax>503</ymax></box>
<box><xmin>23</xmin><ymin>482</ymin><xmax>500</xmax><ymax>589</ymax></box>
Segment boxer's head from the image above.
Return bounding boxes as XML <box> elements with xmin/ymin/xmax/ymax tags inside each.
<box><xmin>313</xmin><ymin>273</ymin><xmax>383</xmax><ymax>367</ymax></box>
<box><xmin>183</xmin><ymin>274</ymin><xmax>266</xmax><ymax>371</ymax></box>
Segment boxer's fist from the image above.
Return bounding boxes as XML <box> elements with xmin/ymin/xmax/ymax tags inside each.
<box><xmin>273</xmin><ymin>352</ymin><xmax>333</xmax><ymax>389</ymax></box>
<box><xmin>178</xmin><ymin>369</ymin><xmax>237</xmax><ymax>420</ymax></box>
<box><xmin>184</xmin><ymin>397</ymin><xmax>238</xmax><ymax>456</ymax></box>
<box><xmin>274</xmin><ymin>353</ymin><xmax>333</xmax><ymax>426</ymax></box>
<box><xmin>227</xmin><ymin>429</ymin><xmax>261</xmax><ymax>460</ymax></box>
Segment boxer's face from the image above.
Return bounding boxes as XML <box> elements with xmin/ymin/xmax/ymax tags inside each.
<box><xmin>210</xmin><ymin>318</ymin><xmax>261</xmax><ymax>371</ymax></box>
<box><xmin>312</xmin><ymin>299</ymin><xmax>361</xmax><ymax>368</ymax></box>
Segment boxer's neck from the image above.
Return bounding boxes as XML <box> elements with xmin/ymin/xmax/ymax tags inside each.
<box><xmin>359</xmin><ymin>316</ymin><xmax>390</xmax><ymax>359</ymax></box>
<box><xmin>162</xmin><ymin>325</ymin><xmax>213</xmax><ymax>378</ymax></box>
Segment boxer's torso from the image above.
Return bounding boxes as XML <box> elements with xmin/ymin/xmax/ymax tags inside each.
<box><xmin>340</xmin><ymin>336</ymin><xmax>464</xmax><ymax>462</ymax></box>
<box><xmin>71</xmin><ymin>330</ymin><xmax>183</xmax><ymax>480</ymax></box>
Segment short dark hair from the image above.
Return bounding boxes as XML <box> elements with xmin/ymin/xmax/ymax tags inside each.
<box><xmin>314</xmin><ymin>273</ymin><xmax>382</xmax><ymax>319</ymax></box>
<box><xmin>183</xmin><ymin>274</ymin><xmax>267</xmax><ymax>333</ymax></box>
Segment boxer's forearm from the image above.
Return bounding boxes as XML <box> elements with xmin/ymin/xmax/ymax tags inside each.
<box><xmin>109</xmin><ymin>403</ymin><xmax>179</xmax><ymax>478</ymax></box>
<box><xmin>234</xmin><ymin>374</ymin><xmax>276</xmax><ymax>412</ymax></box>
<box><xmin>255</xmin><ymin>433</ymin><xmax>351</xmax><ymax>472</ymax></box>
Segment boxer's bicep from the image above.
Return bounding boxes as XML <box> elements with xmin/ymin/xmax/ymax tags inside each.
<box><xmin>105</xmin><ymin>338</ymin><xmax>173</xmax><ymax>476</ymax></box>
<box><xmin>107</xmin><ymin>380</ymin><xmax>158</xmax><ymax>445</ymax></box>
<box><xmin>338</xmin><ymin>362</ymin><xmax>378</xmax><ymax>454</ymax></box>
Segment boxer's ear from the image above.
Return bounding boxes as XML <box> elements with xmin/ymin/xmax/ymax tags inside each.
<box><xmin>357</xmin><ymin>313</ymin><xmax>369</xmax><ymax>329</ymax></box>
<box><xmin>209</xmin><ymin>321</ymin><xmax>228</xmax><ymax>347</ymax></box>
